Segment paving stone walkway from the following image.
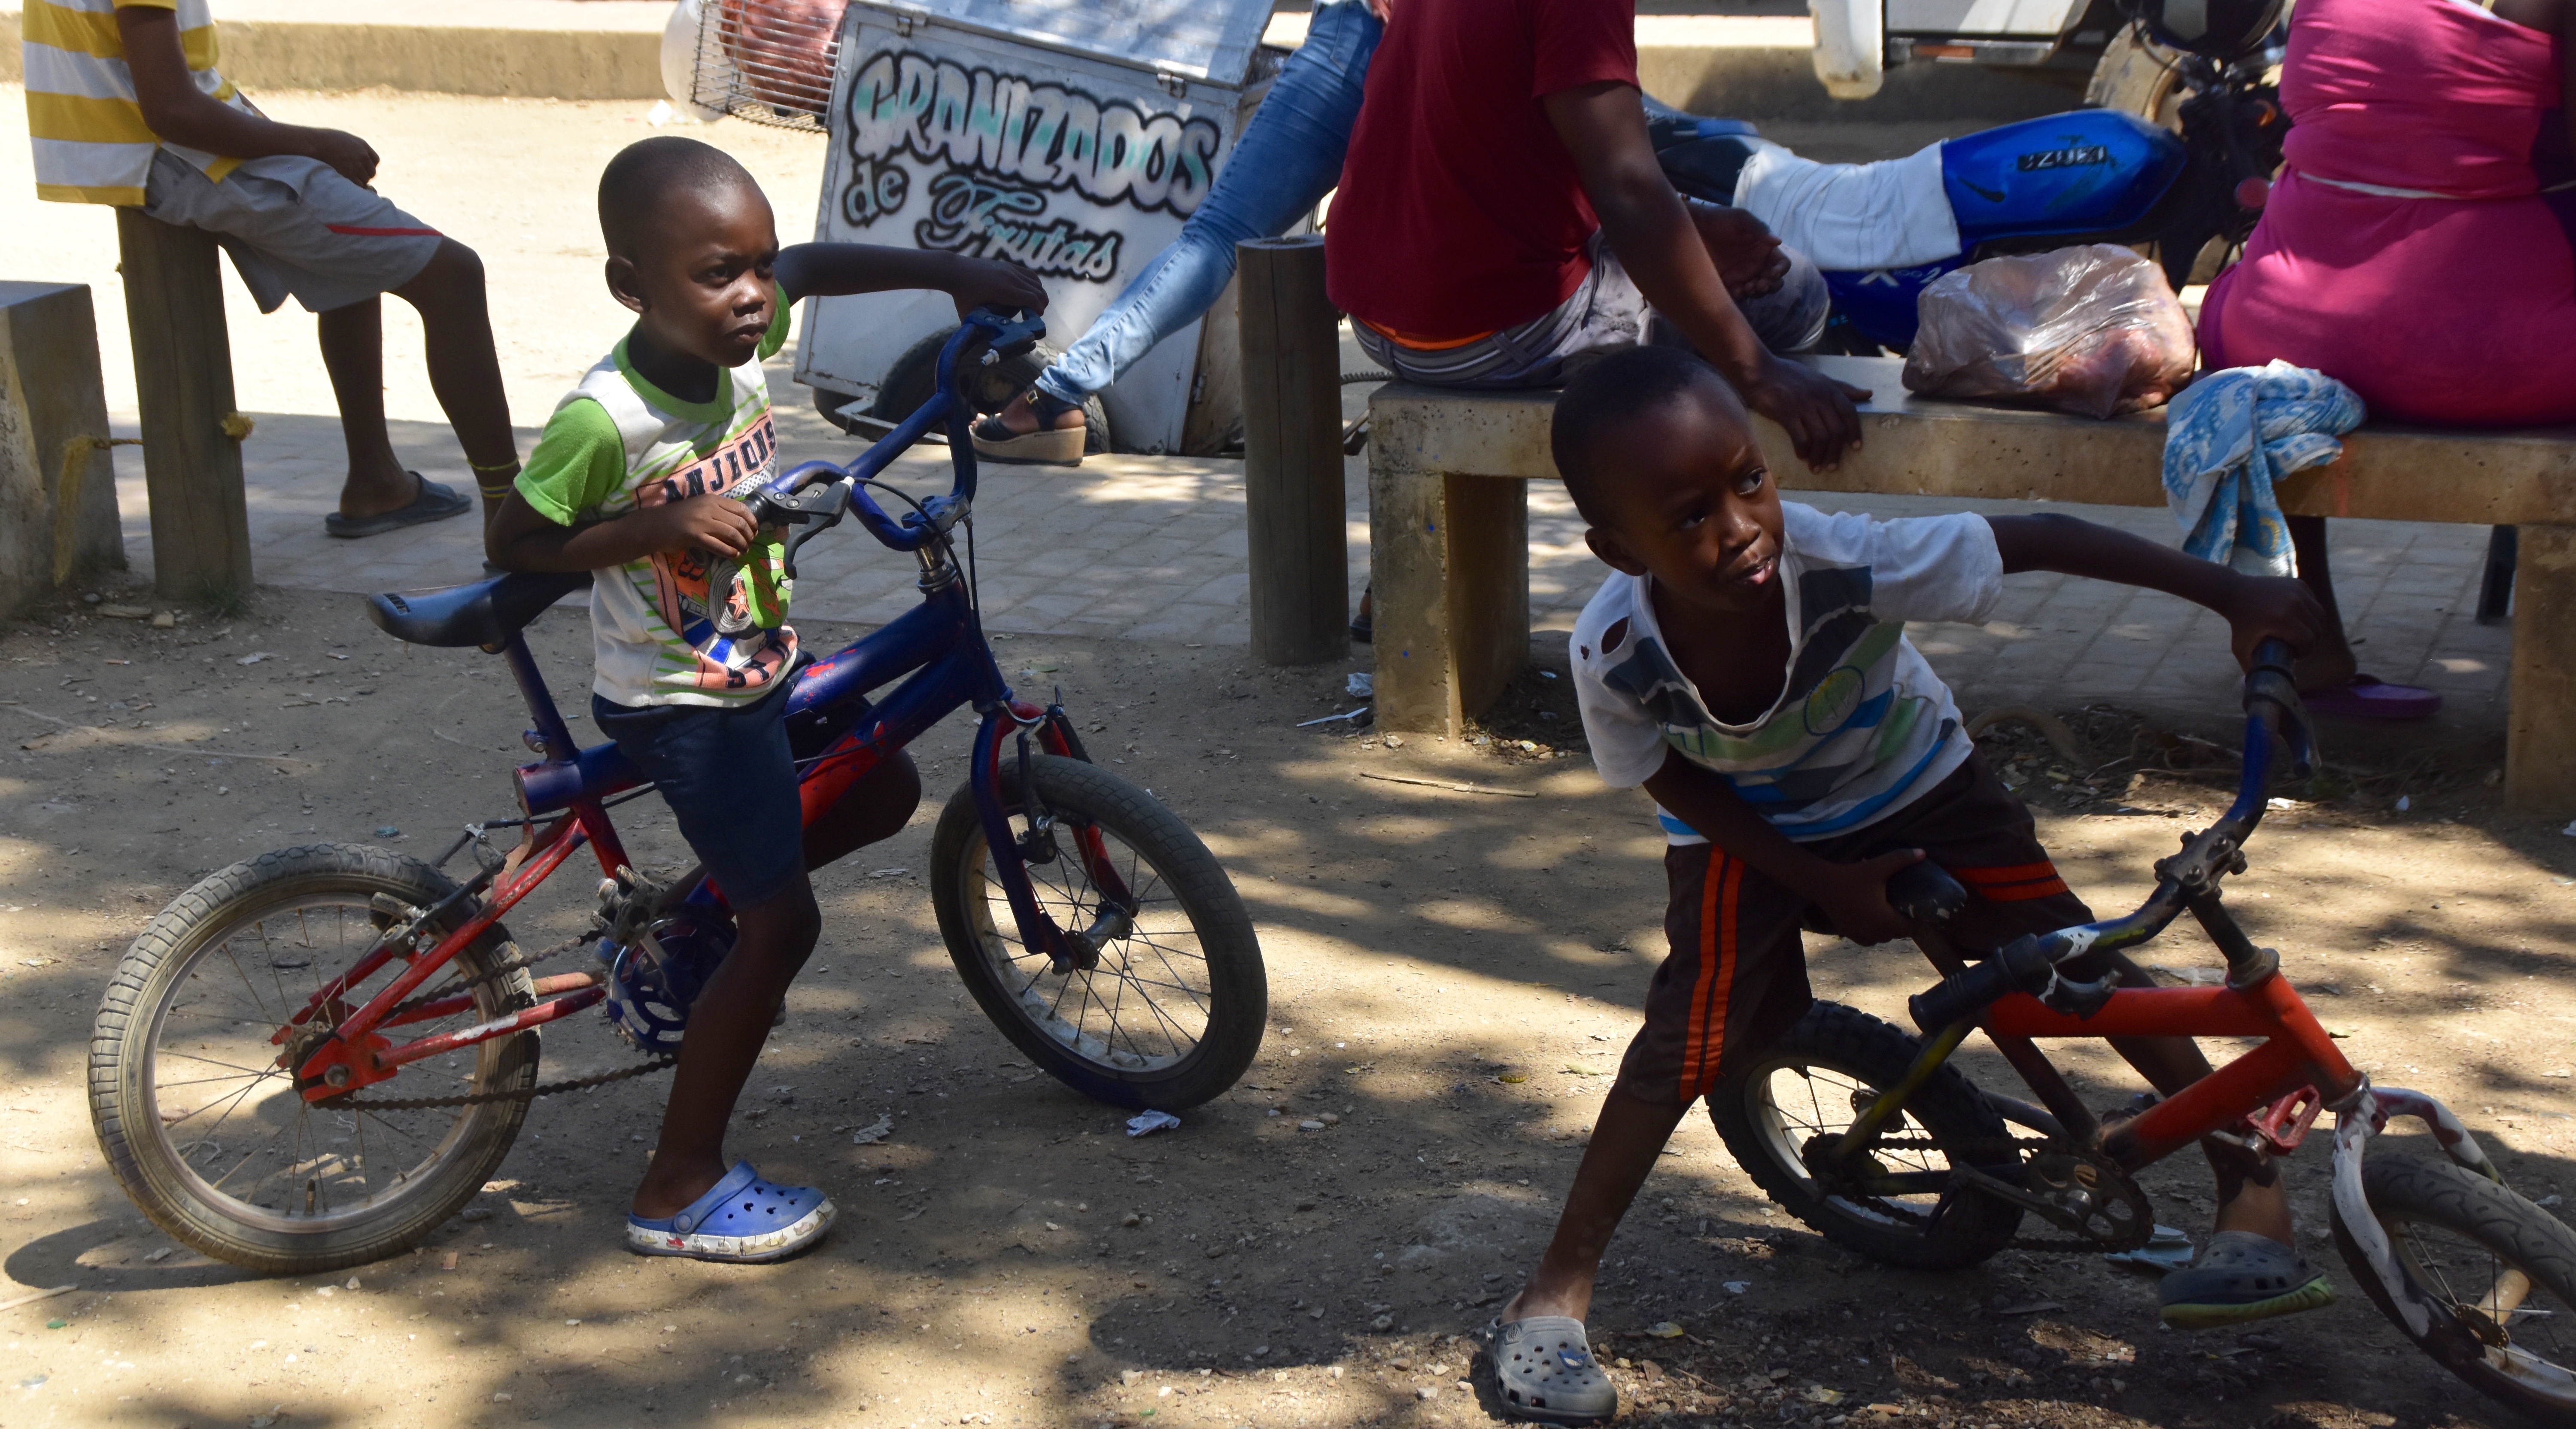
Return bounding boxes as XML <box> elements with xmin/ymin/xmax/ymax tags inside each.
<box><xmin>95</xmin><ymin>340</ymin><xmax>2511</xmax><ymax>734</ymax></box>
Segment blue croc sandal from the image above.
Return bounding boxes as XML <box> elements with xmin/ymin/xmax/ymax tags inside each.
<box><xmin>626</xmin><ymin>1161</ymin><xmax>834</xmax><ymax>1263</ymax></box>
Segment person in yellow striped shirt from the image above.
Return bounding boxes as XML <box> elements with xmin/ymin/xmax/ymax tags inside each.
<box><xmin>26</xmin><ymin>0</ymin><xmax>520</xmax><ymax>537</ymax></box>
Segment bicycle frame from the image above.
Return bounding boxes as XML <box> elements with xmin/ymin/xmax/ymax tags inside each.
<box><xmin>287</xmin><ymin>311</ymin><xmax>1129</xmax><ymax>1102</ymax></box>
<box><xmin>1806</xmin><ymin>644</ymin><xmax>2523</xmax><ymax>1360</ymax></box>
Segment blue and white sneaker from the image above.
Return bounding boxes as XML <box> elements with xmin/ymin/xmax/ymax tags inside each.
<box><xmin>626</xmin><ymin>1161</ymin><xmax>834</xmax><ymax>1263</ymax></box>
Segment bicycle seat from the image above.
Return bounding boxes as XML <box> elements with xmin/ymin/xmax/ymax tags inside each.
<box><xmin>365</xmin><ymin>570</ymin><xmax>591</xmax><ymax>648</ymax></box>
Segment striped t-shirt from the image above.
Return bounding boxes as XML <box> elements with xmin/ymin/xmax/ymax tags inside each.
<box><xmin>27</xmin><ymin>0</ymin><xmax>255</xmax><ymax>205</ymax></box>
<box><xmin>516</xmin><ymin>304</ymin><xmax>799</xmax><ymax>710</ymax></box>
<box><xmin>1571</xmin><ymin>504</ymin><xmax>2004</xmax><ymax>844</ymax></box>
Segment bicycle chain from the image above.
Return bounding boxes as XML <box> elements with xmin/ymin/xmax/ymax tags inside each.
<box><xmin>328</xmin><ymin>926</ymin><xmax>680</xmax><ymax>1111</ymax></box>
<box><xmin>1832</xmin><ymin>1133</ymin><xmax>2157</xmax><ymax>1253</ymax></box>
<box><xmin>333</xmin><ymin>1053</ymin><xmax>677</xmax><ymax>1111</ymax></box>
<box><xmin>383</xmin><ymin>929</ymin><xmax>601</xmax><ymax>1022</ymax></box>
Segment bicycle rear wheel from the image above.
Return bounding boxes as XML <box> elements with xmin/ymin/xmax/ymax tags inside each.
<box><xmin>2333</xmin><ymin>1152</ymin><xmax>2576</xmax><ymax>1424</ymax></box>
<box><xmin>929</xmin><ymin>755</ymin><xmax>1264</xmax><ymax>1110</ymax></box>
<box><xmin>89</xmin><ymin>844</ymin><xmax>539</xmax><ymax>1273</ymax></box>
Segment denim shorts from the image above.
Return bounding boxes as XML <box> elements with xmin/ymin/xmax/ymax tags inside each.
<box><xmin>592</xmin><ymin>689</ymin><xmax>805</xmax><ymax>909</ymax></box>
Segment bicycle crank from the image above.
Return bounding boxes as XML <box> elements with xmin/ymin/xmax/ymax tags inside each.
<box><xmin>1953</xmin><ymin>1146</ymin><xmax>2157</xmax><ymax>1253</ymax></box>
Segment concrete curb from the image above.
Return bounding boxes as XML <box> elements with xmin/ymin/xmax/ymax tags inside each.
<box><xmin>0</xmin><ymin>5</ymin><xmax>2080</xmax><ymax>119</ymax></box>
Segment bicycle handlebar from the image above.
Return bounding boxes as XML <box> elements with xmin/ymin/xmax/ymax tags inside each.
<box><xmin>705</xmin><ymin>308</ymin><xmax>1046</xmax><ymax>634</ymax></box>
<box><xmin>1907</xmin><ymin>637</ymin><xmax>2317</xmax><ymax>1030</ymax></box>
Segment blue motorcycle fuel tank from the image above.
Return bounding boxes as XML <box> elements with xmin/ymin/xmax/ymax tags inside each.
<box><xmin>1941</xmin><ymin>110</ymin><xmax>2188</xmax><ymax>249</ymax></box>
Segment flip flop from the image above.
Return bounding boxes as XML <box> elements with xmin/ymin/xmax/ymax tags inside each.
<box><xmin>2300</xmin><ymin>674</ymin><xmax>2441</xmax><ymax>721</ymax></box>
<box><xmin>2157</xmin><ymin>1230</ymin><xmax>2336</xmax><ymax>1329</ymax></box>
<box><xmin>1488</xmin><ymin>1315</ymin><xmax>1617</xmax><ymax>1425</ymax></box>
<box><xmin>325</xmin><ymin>473</ymin><xmax>472</xmax><ymax>539</ymax></box>
<box><xmin>625</xmin><ymin>1160</ymin><xmax>834</xmax><ymax>1263</ymax></box>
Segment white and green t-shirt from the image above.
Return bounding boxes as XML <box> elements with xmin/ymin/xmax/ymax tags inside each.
<box><xmin>1571</xmin><ymin>504</ymin><xmax>2003</xmax><ymax>844</ymax></box>
<box><xmin>517</xmin><ymin>306</ymin><xmax>797</xmax><ymax>708</ymax></box>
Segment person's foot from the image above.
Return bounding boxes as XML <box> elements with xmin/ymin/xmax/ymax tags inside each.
<box><xmin>971</xmin><ymin>389</ymin><xmax>1087</xmax><ymax>466</ymax></box>
<box><xmin>632</xmin><ymin>1154</ymin><xmax>729</xmax><ymax>1221</ymax></box>
<box><xmin>1488</xmin><ymin>1308</ymin><xmax>1617</xmax><ymax>1425</ymax></box>
<box><xmin>2157</xmin><ymin>1230</ymin><xmax>2336</xmax><ymax>1329</ymax></box>
<box><xmin>323</xmin><ymin>473</ymin><xmax>471</xmax><ymax>539</ymax></box>
<box><xmin>988</xmin><ymin>388</ymin><xmax>1084</xmax><ymax>439</ymax></box>
<box><xmin>626</xmin><ymin>1161</ymin><xmax>835</xmax><ymax>1263</ymax></box>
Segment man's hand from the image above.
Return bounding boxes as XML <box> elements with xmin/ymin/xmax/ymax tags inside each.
<box><xmin>944</xmin><ymin>256</ymin><xmax>1049</xmax><ymax>319</ymax></box>
<box><xmin>1803</xmin><ymin>849</ymin><xmax>1929</xmax><ymax>947</ymax></box>
<box><xmin>1688</xmin><ymin>202</ymin><xmax>1788</xmax><ymax>299</ymax></box>
<box><xmin>2218</xmin><ymin>572</ymin><xmax>2331</xmax><ymax>672</ymax></box>
<box><xmin>300</xmin><ymin>129</ymin><xmax>380</xmax><ymax>187</ymax></box>
<box><xmin>1741</xmin><ymin>356</ymin><xmax>1868</xmax><ymax>472</ymax></box>
<box><xmin>638</xmin><ymin>494</ymin><xmax>760</xmax><ymax>559</ymax></box>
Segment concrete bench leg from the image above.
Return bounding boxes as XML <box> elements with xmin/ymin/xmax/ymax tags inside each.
<box><xmin>1368</xmin><ymin>440</ymin><xmax>1529</xmax><ymax>737</ymax></box>
<box><xmin>2508</xmin><ymin>524</ymin><xmax>2576</xmax><ymax>809</ymax></box>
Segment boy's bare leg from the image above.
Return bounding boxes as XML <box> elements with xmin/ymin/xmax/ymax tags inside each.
<box><xmin>314</xmin><ymin>296</ymin><xmax>423</xmax><ymax>520</ymax></box>
<box><xmin>390</xmin><ymin>238</ymin><xmax>521</xmax><ymax>517</ymax></box>
<box><xmin>1501</xmin><ymin>1085</ymin><xmax>1690</xmax><ymax>1323</ymax></box>
<box><xmin>631</xmin><ymin>872</ymin><xmax>822</xmax><ymax>1218</ymax></box>
<box><xmin>2110</xmin><ymin>1034</ymin><xmax>2293</xmax><ymax>1243</ymax></box>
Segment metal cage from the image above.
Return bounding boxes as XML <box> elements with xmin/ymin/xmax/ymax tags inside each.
<box><xmin>689</xmin><ymin>0</ymin><xmax>843</xmax><ymax>131</ymax></box>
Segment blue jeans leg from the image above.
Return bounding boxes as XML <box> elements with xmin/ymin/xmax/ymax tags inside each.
<box><xmin>1034</xmin><ymin>0</ymin><xmax>1382</xmax><ymax>406</ymax></box>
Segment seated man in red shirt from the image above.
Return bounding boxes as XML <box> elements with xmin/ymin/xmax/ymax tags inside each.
<box><xmin>1325</xmin><ymin>0</ymin><xmax>1865</xmax><ymax>472</ymax></box>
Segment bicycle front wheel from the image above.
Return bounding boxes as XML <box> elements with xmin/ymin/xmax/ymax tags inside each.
<box><xmin>2334</xmin><ymin>1152</ymin><xmax>2576</xmax><ymax>1424</ymax></box>
<box><xmin>1708</xmin><ymin>1000</ymin><xmax>2023</xmax><ymax>1270</ymax></box>
<box><xmin>89</xmin><ymin>844</ymin><xmax>540</xmax><ymax>1273</ymax></box>
<box><xmin>929</xmin><ymin>755</ymin><xmax>1264</xmax><ymax>1110</ymax></box>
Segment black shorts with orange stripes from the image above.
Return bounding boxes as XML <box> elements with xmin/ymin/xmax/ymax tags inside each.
<box><xmin>1616</xmin><ymin>751</ymin><xmax>2093</xmax><ymax>1107</ymax></box>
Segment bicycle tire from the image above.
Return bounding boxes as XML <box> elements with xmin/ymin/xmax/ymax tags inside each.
<box><xmin>89</xmin><ymin>843</ymin><xmax>540</xmax><ymax>1274</ymax></box>
<box><xmin>1707</xmin><ymin>1000</ymin><xmax>2023</xmax><ymax>1270</ymax></box>
<box><xmin>929</xmin><ymin>756</ymin><xmax>1264</xmax><ymax>1110</ymax></box>
<box><xmin>2332</xmin><ymin>1152</ymin><xmax>2576</xmax><ymax>1424</ymax></box>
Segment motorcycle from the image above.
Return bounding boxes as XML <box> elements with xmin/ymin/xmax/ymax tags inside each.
<box><xmin>1649</xmin><ymin>38</ymin><xmax>2287</xmax><ymax>355</ymax></box>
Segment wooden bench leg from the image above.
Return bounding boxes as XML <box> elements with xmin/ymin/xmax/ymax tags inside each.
<box><xmin>1368</xmin><ymin>430</ymin><xmax>1529</xmax><ymax>736</ymax></box>
<box><xmin>116</xmin><ymin>209</ymin><xmax>252</xmax><ymax>604</ymax></box>
<box><xmin>2508</xmin><ymin>524</ymin><xmax>2576</xmax><ymax>808</ymax></box>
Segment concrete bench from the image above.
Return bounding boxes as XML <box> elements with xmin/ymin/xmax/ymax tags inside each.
<box><xmin>1363</xmin><ymin>353</ymin><xmax>2576</xmax><ymax>806</ymax></box>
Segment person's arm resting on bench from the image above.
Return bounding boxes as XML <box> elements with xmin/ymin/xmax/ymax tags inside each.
<box><xmin>1543</xmin><ymin>81</ymin><xmax>1868</xmax><ymax>472</ymax></box>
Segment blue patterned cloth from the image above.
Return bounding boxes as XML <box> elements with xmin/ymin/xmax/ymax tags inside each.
<box><xmin>2161</xmin><ymin>360</ymin><xmax>2365</xmax><ymax>577</ymax></box>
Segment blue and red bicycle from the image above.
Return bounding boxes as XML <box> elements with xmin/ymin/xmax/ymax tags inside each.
<box><xmin>87</xmin><ymin>311</ymin><xmax>1266</xmax><ymax>1273</ymax></box>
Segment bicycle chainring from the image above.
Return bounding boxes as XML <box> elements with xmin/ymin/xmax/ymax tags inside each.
<box><xmin>1837</xmin><ymin>1135</ymin><xmax>2157</xmax><ymax>1254</ymax></box>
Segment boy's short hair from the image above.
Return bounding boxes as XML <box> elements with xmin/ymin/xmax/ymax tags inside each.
<box><xmin>1551</xmin><ymin>345</ymin><xmax>1740</xmax><ymax>527</ymax></box>
<box><xmin>597</xmin><ymin>136</ymin><xmax>760</xmax><ymax>259</ymax></box>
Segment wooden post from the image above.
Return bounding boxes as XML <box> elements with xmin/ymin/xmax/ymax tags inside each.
<box><xmin>2508</xmin><ymin>525</ymin><xmax>2576</xmax><ymax>808</ymax></box>
<box><xmin>115</xmin><ymin>208</ymin><xmax>252</xmax><ymax>603</ymax></box>
<box><xmin>0</xmin><ymin>282</ymin><xmax>125</xmax><ymax>618</ymax></box>
<box><xmin>1236</xmin><ymin>236</ymin><xmax>1346</xmax><ymax>666</ymax></box>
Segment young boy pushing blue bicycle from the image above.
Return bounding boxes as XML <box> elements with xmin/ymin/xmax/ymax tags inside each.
<box><xmin>484</xmin><ymin>136</ymin><xmax>1043</xmax><ymax>1262</ymax></box>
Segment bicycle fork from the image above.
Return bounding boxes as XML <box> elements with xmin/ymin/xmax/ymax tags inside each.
<box><xmin>2332</xmin><ymin>1082</ymin><xmax>2517</xmax><ymax>1344</ymax></box>
<box><xmin>967</xmin><ymin>699</ymin><xmax>1141</xmax><ymax>977</ymax></box>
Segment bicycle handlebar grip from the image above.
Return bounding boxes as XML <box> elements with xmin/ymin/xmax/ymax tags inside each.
<box><xmin>1909</xmin><ymin>958</ymin><xmax>2017</xmax><ymax>1032</ymax></box>
<box><xmin>1886</xmin><ymin>861</ymin><xmax>1968</xmax><ymax>928</ymax></box>
<box><xmin>1908</xmin><ymin>933</ymin><xmax>2054</xmax><ymax>1031</ymax></box>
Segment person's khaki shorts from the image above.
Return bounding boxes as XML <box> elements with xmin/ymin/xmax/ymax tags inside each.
<box><xmin>142</xmin><ymin>150</ymin><xmax>444</xmax><ymax>314</ymax></box>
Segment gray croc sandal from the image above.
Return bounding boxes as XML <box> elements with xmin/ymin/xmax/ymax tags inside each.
<box><xmin>1490</xmin><ymin>1315</ymin><xmax>1617</xmax><ymax>1425</ymax></box>
<box><xmin>2158</xmin><ymin>1229</ymin><xmax>2337</xmax><ymax>1329</ymax></box>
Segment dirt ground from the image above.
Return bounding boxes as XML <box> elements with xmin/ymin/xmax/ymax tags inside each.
<box><xmin>3</xmin><ymin>571</ymin><xmax>2575</xmax><ymax>1429</ymax></box>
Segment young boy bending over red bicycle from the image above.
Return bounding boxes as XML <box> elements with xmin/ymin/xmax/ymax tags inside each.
<box><xmin>484</xmin><ymin>136</ymin><xmax>1042</xmax><ymax>1262</ymax></box>
<box><xmin>1485</xmin><ymin>346</ymin><xmax>2336</xmax><ymax>1425</ymax></box>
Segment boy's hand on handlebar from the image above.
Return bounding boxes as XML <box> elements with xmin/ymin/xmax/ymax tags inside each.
<box><xmin>638</xmin><ymin>493</ymin><xmax>759</xmax><ymax>559</ymax></box>
<box><xmin>1805</xmin><ymin>848</ymin><xmax>1928</xmax><ymax>947</ymax></box>
<box><xmin>2218</xmin><ymin>573</ymin><xmax>2331</xmax><ymax>673</ymax></box>
<box><xmin>944</xmin><ymin>257</ymin><xmax>1049</xmax><ymax>320</ymax></box>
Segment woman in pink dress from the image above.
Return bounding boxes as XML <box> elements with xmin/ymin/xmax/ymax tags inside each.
<box><xmin>2196</xmin><ymin>0</ymin><xmax>2576</xmax><ymax>714</ymax></box>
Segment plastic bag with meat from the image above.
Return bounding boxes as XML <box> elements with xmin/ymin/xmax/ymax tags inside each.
<box><xmin>1900</xmin><ymin>244</ymin><xmax>2198</xmax><ymax>420</ymax></box>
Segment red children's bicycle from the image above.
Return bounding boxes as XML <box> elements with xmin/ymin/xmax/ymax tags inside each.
<box><xmin>1705</xmin><ymin>639</ymin><xmax>2576</xmax><ymax>1424</ymax></box>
